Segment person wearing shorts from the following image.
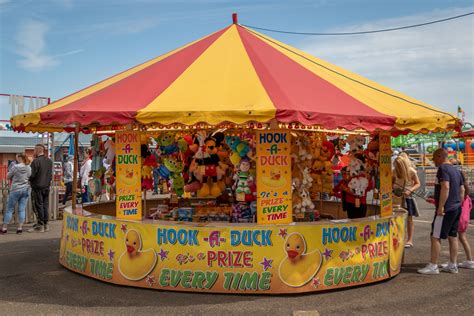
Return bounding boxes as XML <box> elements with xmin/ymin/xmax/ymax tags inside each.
<box><xmin>418</xmin><ymin>149</ymin><xmax>465</xmax><ymax>275</ymax></box>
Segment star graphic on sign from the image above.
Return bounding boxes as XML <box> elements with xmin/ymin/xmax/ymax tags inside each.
<box><xmin>121</xmin><ymin>224</ymin><xmax>127</xmax><ymax>233</ymax></box>
<box><xmin>278</xmin><ymin>228</ymin><xmax>288</xmax><ymax>239</ymax></box>
<box><xmin>322</xmin><ymin>248</ymin><xmax>333</xmax><ymax>260</ymax></box>
<box><xmin>312</xmin><ymin>277</ymin><xmax>321</xmax><ymax>288</ymax></box>
<box><xmin>146</xmin><ymin>275</ymin><xmax>156</xmax><ymax>287</ymax></box>
<box><xmin>260</xmin><ymin>257</ymin><xmax>272</xmax><ymax>271</ymax></box>
<box><xmin>108</xmin><ymin>249</ymin><xmax>115</xmax><ymax>261</ymax></box>
<box><xmin>158</xmin><ymin>248</ymin><xmax>169</xmax><ymax>261</ymax></box>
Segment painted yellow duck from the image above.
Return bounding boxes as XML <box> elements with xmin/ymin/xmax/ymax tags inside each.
<box><xmin>278</xmin><ymin>232</ymin><xmax>322</xmax><ymax>287</ymax></box>
<box><xmin>118</xmin><ymin>229</ymin><xmax>157</xmax><ymax>281</ymax></box>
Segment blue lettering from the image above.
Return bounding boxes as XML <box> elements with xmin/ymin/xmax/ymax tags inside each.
<box><xmin>157</xmin><ymin>228</ymin><xmax>199</xmax><ymax>246</ymax></box>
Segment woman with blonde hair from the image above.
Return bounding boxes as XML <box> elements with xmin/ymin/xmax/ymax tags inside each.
<box><xmin>393</xmin><ymin>155</ymin><xmax>421</xmax><ymax>248</ymax></box>
<box><xmin>1</xmin><ymin>153</ymin><xmax>31</xmax><ymax>234</ymax></box>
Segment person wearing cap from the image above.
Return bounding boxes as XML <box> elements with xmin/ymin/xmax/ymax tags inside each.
<box><xmin>62</xmin><ymin>155</ymin><xmax>74</xmax><ymax>205</ymax></box>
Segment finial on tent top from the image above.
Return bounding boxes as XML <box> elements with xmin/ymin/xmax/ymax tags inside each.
<box><xmin>232</xmin><ymin>13</ymin><xmax>238</xmax><ymax>24</ymax></box>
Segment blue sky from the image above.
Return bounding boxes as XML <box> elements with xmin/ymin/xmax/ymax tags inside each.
<box><xmin>0</xmin><ymin>0</ymin><xmax>473</xmax><ymax>123</ymax></box>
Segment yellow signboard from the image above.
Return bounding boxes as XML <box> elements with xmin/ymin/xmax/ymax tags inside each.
<box><xmin>379</xmin><ymin>132</ymin><xmax>392</xmax><ymax>218</ymax></box>
<box><xmin>59</xmin><ymin>212</ymin><xmax>405</xmax><ymax>294</ymax></box>
<box><xmin>256</xmin><ymin>131</ymin><xmax>292</xmax><ymax>224</ymax></box>
<box><xmin>115</xmin><ymin>131</ymin><xmax>142</xmax><ymax>220</ymax></box>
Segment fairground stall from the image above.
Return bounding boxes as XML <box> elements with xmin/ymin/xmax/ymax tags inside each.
<box><xmin>11</xmin><ymin>15</ymin><xmax>459</xmax><ymax>294</ymax></box>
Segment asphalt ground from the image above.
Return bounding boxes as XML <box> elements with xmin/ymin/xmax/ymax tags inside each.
<box><xmin>0</xmin><ymin>199</ymin><xmax>473</xmax><ymax>316</ymax></box>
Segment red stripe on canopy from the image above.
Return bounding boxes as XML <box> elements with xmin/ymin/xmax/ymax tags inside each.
<box><xmin>238</xmin><ymin>27</ymin><xmax>396</xmax><ymax>130</ymax></box>
<box><xmin>40</xmin><ymin>27</ymin><xmax>229</xmax><ymax>126</ymax></box>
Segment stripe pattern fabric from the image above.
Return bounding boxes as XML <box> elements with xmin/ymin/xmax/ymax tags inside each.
<box><xmin>11</xmin><ymin>24</ymin><xmax>457</xmax><ymax>133</ymax></box>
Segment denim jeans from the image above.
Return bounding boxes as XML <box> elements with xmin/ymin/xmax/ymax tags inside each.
<box><xmin>4</xmin><ymin>188</ymin><xmax>30</xmax><ymax>224</ymax></box>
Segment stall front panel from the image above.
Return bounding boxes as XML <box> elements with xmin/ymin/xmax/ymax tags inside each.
<box><xmin>60</xmin><ymin>210</ymin><xmax>406</xmax><ymax>294</ymax></box>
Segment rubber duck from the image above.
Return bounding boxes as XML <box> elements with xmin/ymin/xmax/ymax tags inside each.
<box><xmin>278</xmin><ymin>232</ymin><xmax>322</xmax><ymax>287</ymax></box>
<box><xmin>118</xmin><ymin>229</ymin><xmax>157</xmax><ymax>281</ymax></box>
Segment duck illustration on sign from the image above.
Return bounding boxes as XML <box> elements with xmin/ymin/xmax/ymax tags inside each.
<box><xmin>118</xmin><ymin>229</ymin><xmax>157</xmax><ymax>281</ymax></box>
<box><xmin>389</xmin><ymin>216</ymin><xmax>405</xmax><ymax>273</ymax></box>
<box><xmin>278</xmin><ymin>232</ymin><xmax>323</xmax><ymax>287</ymax></box>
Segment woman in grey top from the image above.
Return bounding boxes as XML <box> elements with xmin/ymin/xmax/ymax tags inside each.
<box><xmin>1</xmin><ymin>153</ymin><xmax>31</xmax><ymax>234</ymax></box>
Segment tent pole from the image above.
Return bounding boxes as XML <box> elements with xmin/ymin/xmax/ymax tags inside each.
<box><xmin>72</xmin><ymin>125</ymin><xmax>80</xmax><ymax>210</ymax></box>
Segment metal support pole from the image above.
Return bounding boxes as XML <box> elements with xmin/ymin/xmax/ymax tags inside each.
<box><xmin>72</xmin><ymin>125</ymin><xmax>80</xmax><ymax>209</ymax></box>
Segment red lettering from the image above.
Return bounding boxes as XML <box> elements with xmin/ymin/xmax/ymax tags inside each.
<box><xmin>217</xmin><ymin>251</ymin><xmax>226</xmax><ymax>267</ymax></box>
<box><xmin>207</xmin><ymin>251</ymin><xmax>217</xmax><ymax>267</ymax></box>
<box><xmin>243</xmin><ymin>251</ymin><xmax>252</xmax><ymax>267</ymax></box>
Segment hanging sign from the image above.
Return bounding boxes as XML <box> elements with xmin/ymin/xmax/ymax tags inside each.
<box><xmin>116</xmin><ymin>131</ymin><xmax>142</xmax><ymax>220</ymax></box>
<box><xmin>379</xmin><ymin>132</ymin><xmax>392</xmax><ymax>217</ymax></box>
<box><xmin>256</xmin><ymin>131</ymin><xmax>292</xmax><ymax>224</ymax></box>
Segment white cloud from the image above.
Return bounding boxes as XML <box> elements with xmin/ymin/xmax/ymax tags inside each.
<box><xmin>15</xmin><ymin>19</ymin><xmax>83</xmax><ymax>71</ymax></box>
<box><xmin>299</xmin><ymin>7</ymin><xmax>474</xmax><ymax>123</ymax></box>
<box><xmin>16</xmin><ymin>19</ymin><xmax>59</xmax><ymax>71</ymax></box>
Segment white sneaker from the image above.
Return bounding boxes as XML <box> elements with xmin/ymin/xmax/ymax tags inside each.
<box><xmin>418</xmin><ymin>263</ymin><xmax>439</xmax><ymax>275</ymax></box>
<box><xmin>441</xmin><ymin>264</ymin><xmax>458</xmax><ymax>274</ymax></box>
<box><xmin>439</xmin><ymin>262</ymin><xmax>449</xmax><ymax>269</ymax></box>
<box><xmin>458</xmin><ymin>261</ymin><xmax>474</xmax><ymax>269</ymax></box>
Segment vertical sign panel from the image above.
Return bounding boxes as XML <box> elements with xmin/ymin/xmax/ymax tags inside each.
<box><xmin>379</xmin><ymin>132</ymin><xmax>392</xmax><ymax>217</ymax></box>
<box><xmin>116</xmin><ymin>131</ymin><xmax>142</xmax><ymax>220</ymax></box>
<box><xmin>256</xmin><ymin>130</ymin><xmax>292</xmax><ymax>224</ymax></box>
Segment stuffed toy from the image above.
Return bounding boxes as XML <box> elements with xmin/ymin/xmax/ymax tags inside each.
<box><xmin>232</xmin><ymin>157</ymin><xmax>254</xmax><ymax>201</ymax></box>
<box><xmin>310</xmin><ymin>140</ymin><xmax>335</xmax><ymax>194</ymax></box>
<box><xmin>348</xmin><ymin>155</ymin><xmax>366</xmax><ymax>177</ymax></box>
<box><xmin>196</xmin><ymin>135</ymin><xmax>223</xmax><ymax>197</ymax></box>
<box><xmin>171</xmin><ymin>173</ymin><xmax>185</xmax><ymax>197</ymax></box>
<box><xmin>348</xmin><ymin>176</ymin><xmax>369</xmax><ymax>197</ymax></box>
<box><xmin>141</xmin><ymin>154</ymin><xmax>157</xmax><ymax>191</ymax></box>
<box><xmin>156</xmin><ymin>132</ymin><xmax>178</xmax><ymax>155</ymax></box>
<box><xmin>225</xmin><ymin>135</ymin><xmax>250</xmax><ymax>166</ymax></box>
<box><xmin>299</xmin><ymin>187</ymin><xmax>315</xmax><ymax>213</ymax></box>
<box><xmin>347</xmin><ymin>134</ymin><xmax>366</xmax><ymax>154</ymax></box>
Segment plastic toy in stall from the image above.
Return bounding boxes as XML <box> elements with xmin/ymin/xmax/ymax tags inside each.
<box><xmin>231</xmin><ymin>201</ymin><xmax>256</xmax><ymax>223</ymax></box>
<box><xmin>232</xmin><ymin>157</ymin><xmax>254</xmax><ymax>202</ymax></box>
<box><xmin>175</xmin><ymin>207</ymin><xmax>193</xmax><ymax>222</ymax></box>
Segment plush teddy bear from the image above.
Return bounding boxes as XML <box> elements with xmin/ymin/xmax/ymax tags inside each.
<box><xmin>348</xmin><ymin>176</ymin><xmax>369</xmax><ymax>197</ymax></box>
<box><xmin>299</xmin><ymin>188</ymin><xmax>315</xmax><ymax>213</ymax></box>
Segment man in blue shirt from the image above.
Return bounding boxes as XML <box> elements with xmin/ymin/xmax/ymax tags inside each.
<box><xmin>418</xmin><ymin>149</ymin><xmax>465</xmax><ymax>274</ymax></box>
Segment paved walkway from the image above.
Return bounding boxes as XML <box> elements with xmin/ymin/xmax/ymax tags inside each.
<box><xmin>0</xmin><ymin>199</ymin><xmax>473</xmax><ymax>315</ymax></box>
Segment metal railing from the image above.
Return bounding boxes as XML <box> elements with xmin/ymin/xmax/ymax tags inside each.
<box><xmin>0</xmin><ymin>182</ymin><xmax>61</xmax><ymax>224</ymax></box>
<box><xmin>417</xmin><ymin>165</ymin><xmax>474</xmax><ymax>196</ymax></box>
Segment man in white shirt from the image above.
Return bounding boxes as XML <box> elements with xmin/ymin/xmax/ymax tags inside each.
<box><xmin>80</xmin><ymin>149</ymin><xmax>92</xmax><ymax>203</ymax></box>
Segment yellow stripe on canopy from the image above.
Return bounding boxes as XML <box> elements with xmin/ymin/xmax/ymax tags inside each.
<box><xmin>11</xmin><ymin>34</ymin><xmax>214</xmax><ymax>129</ymax></box>
<box><xmin>137</xmin><ymin>25</ymin><xmax>276</xmax><ymax>126</ymax></box>
<box><xmin>242</xmin><ymin>27</ymin><xmax>457</xmax><ymax>132</ymax></box>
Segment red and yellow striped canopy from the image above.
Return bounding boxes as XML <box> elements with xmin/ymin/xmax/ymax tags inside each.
<box><xmin>11</xmin><ymin>21</ymin><xmax>458</xmax><ymax>133</ymax></box>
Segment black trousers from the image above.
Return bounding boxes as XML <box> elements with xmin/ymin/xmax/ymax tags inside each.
<box><xmin>32</xmin><ymin>188</ymin><xmax>50</xmax><ymax>225</ymax></box>
<box><xmin>345</xmin><ymin>202</ymin><xmax>367</xmax><ymax>219</ymax></box>
<box><xmin>63</xmin><ymin>182</ymin><xmax>72</xmax><ymax>205</ymax></box>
